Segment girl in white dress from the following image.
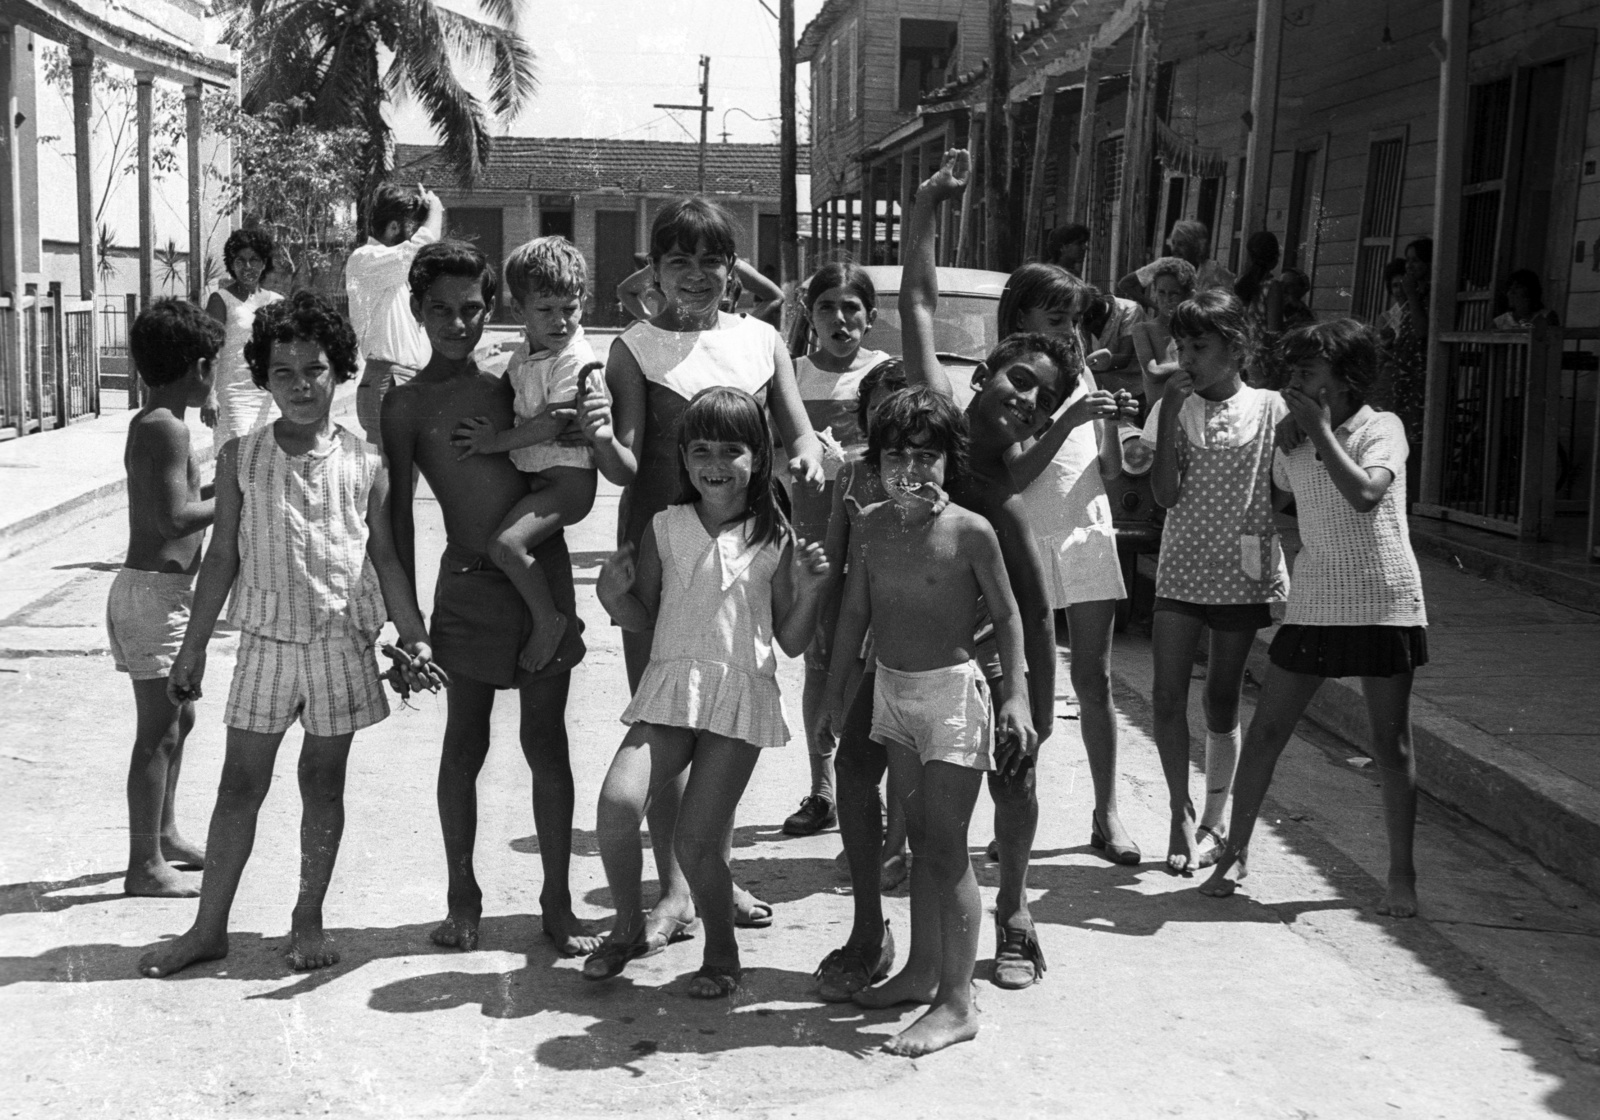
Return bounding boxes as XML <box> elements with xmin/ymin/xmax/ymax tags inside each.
<box><xmin>590</xmin><ymin>387</ymin><xmax>830</xmax><ymax>996</ymax></box>
<box><xmin>205</xmin><ymin>229</ymin><xmax>283</xmax><ymax>447</ymax></box>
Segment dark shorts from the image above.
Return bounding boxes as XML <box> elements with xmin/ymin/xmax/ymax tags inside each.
<box><xmin>429</xmin><ymin>536</ymin><xmax>585</xmax><ymax>689</ymax></box>
<box><xmin>1154</xmin><ymin>597</ymin><xmax>1274</xmax><ymax>633</ymax></box>
<box><xmin>1269</xmin><ymin>624</ymin><xmax>1429</xmax><ymax>679</ymax></box>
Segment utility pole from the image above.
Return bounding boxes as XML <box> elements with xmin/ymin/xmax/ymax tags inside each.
<box><xmin>653</xmin><ymin>55</ymin><xmax>713</xmax><ymax>193</ymax></box>
<box><xmin>779</xmin><ymin>0</ymin><xmax>798</xmax><ymax>292</ymax></box>
<box><xmin>984</xmin><ymin>0</ymin><xmax>1013</xmax><ymax>272</ymax></box>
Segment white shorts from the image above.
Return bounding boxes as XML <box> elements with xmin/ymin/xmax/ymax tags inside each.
<box><xmin>224</xmin><ymin>626</ymin><xmax>388</xmax><ymax>737</ymax></box>
<box><xmin>105</xmin><ymin>568</ymin><xmax>193</xmax><ymax>681</ymax></box>
<box><xmin>871</xmin><ymin>660</ymin><xmax>993</xmax><ymax>771</ymax></box>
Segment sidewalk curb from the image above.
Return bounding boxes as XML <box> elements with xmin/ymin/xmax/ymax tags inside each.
<box><xmin>1109</xmin><ymin>636</ymin><xmax>1600</xmax><ymax>898</ymax></box>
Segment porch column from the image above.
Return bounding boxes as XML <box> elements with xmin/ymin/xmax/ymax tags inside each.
<box><xmin>1124</xmin><ymin>5</ymin><xmax>1164</xmax><ymax>268</ymax></box>
<box><xmin>959</xmin><ymin>115</ymin><xmax>983</xmax><ymax>267</ymax></box>
<box><xmin>186</xmin><ymin>81</ymin><xmax>203</xmax><ymax>302</ymax></box>
<box><xmin>1023</xmin><ymin>88</ymin><xmax>1057</xmax><ymax>261</ymax></box>
<box><xmin>70</xmin><ymin>46</ymin><xmax>95</xmax><ymax>299</ymax></box>
<box><xmin>0</xmin><ymin>24</ymin><xmax>22</xmax><ymax>298</ymax></box>
<box><xmin>1241</xmin><ymin>0</ymin><xmax>1283</xmax><ymax>239</ymax></box>
<box><xmin>1067</xmin><ymin>56</ymin><xmax>1101</xmax><ymax>224</ymax></box>
<box><xmin>861</xmin><ymin>162</ymin><xmax>877</xmax><ymax>264</ymax></box>
<box><xmin>1113</xmin><ymin>17</ymin><xmax>1149</xmax><ymax>280</ymax></box>
<box><xmin>634</xmin><ymin>195</ymin><xmax>647</xmax><ymax>254</ymax></box>
<box><xmin>899</xmin><ymin>149</ymin><xmax>915</xmax><ymax>266</ymax></box>
<box><xmin>1421</xmin><ymin>0</ymin><xmax>1469</xmax><ymax>508</ymax></box>
<box><xmin>136</xmin><ymin>72</ymin><xmax>155</xmax><ymax>311</ymax></box>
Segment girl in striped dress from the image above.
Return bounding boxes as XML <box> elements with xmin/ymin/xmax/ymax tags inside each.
<box><xmin>139</xmin><ymin>293</ymin><xmax>441</xmax><ymax>980</ymax></box>
<box><xmin>588</xmin><ymin>387</ymin><xmax>830</xmax><ymax>997</ymax></box>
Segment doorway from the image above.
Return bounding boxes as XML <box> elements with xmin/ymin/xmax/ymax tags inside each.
<box><xmin>446</xmin><ymin>207</ymin><xmax>508</xmax><ymax>322</ymax></box>
<box><xmin>591</xmin><ymin>210</ymin><xmax>637</xmax><ymax>329</ymax></box>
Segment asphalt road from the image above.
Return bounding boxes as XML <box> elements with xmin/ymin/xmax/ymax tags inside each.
<box><xmin>3</xmin><ymin>480</ymin><xmax>1600</xmax><ymax>1119</ymax></box>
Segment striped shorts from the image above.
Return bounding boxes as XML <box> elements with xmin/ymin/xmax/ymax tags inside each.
<box><xmin>224</xmin><ymin>626</ymin><xmax>389</xmax><ymax>738</ymax></box>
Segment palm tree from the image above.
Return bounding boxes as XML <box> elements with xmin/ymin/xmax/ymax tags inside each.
<box><xmin>218</xmin><ymin>0</ymin><xmax>536</xmax><ymax>204</ymax></box>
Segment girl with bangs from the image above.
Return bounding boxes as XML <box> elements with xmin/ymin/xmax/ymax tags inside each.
<box><xmin>604</xmin><ymin>196</ymin><xmax>826</xmax><ymax>944</ymax></box>
<box><xmin>589</xmin><ymin>387</ymin><xmax>830</xmax><ymax>997</ymax></box>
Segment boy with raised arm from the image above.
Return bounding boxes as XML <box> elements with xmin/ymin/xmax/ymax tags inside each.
<box><xmin>383</xmin><ymin>240</ymin><xmax>633</xmax><ymax>956</ymax></box>
<box><xmin>821</xmin><ymin>386</ymin><xmax>1035</xmax><ymax>1056</ymax></box>
<box><xmin>110</xmin><ymin>300</ymin><xmax>224</xmax><ymax>897</ymax></box>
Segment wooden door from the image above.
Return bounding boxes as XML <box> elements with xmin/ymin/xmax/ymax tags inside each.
<box><xmin>446</xmin><ymin>207</ymin><xmax>509</xmax><ymax>322</ymax></box>
<box><xmin>591</xmin><ymin>209</ymin><xmax>637</xmax><ymax>329</ymax></box>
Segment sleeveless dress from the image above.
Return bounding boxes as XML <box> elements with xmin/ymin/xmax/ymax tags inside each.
<box><xmin>1019</xmin><ymin>374</ymin><xmax>1127</xmax><ymax>608</ymax></box>
<box><xmin>621</xmin><ymin>504</ymin><xmax>789</xmax><ymax>749</ymax></box>
<box><xmin>617</xmin><ymin>312</ymin><xmax>780</xmax><ymax>551</ymax></box>
<box><xmin>213</xmin><ymin>287</ymin><xmax>284</xmax><ymax>447</ymax></box>
<box><xmin>791</xmin><ymin>349</ymin><xmax>891</xmax><ymax>543</ymax></box>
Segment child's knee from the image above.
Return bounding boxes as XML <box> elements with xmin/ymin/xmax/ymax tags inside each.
<box><xmin>673</xmin><ymin>832</ymin><xmax>724</xmax><ymax>871</ymax></box>
<box><xmin>297</xmin><ymin>758</ymin><xmax>348</xmax><ymax>798</ymax></box>
<box><xmin>1151</xmin><ymin>680</ymin><xmax>1189</xmax><ymax>719</ymax></box>
<box><xmin>1069</xmin><ymin>660</ymin><xmax>1111</xmax><ymax>706</ymax></box>
<box><xmin>217</xmin><ymin>769</ymin><xmax>273</xmax><ymax>808</ymax></box>
<box><xmin>488</xmin><ymin>533</ymin><xmax>529</xmax><ymax>574</ymax></box>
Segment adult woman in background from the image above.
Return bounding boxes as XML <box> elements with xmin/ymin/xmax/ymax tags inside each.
<box><xmin>204</xmin><ymin>228</ymin><xmax>282</xmax><ymax>445</ymax></box>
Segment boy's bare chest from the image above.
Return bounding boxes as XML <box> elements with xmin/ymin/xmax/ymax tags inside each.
<box><xmin>862</xmin><ymin>524</ymin><xmax>971</xmax><ymax>604</ymax></box>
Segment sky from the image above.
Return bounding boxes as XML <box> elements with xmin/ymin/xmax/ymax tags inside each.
<box><xmin>391</xmin><ymin>1</ymin><xmax>831</xmax><ymax>147</ymax></box>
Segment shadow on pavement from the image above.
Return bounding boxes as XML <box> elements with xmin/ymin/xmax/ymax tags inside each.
<box><xmin>0</xmin><ymin>871</ymin><xmax>134</xmax><ymax>917</ymax></box>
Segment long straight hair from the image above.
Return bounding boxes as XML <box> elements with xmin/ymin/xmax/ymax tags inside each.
<box><xmin>674</xmin><ymin>386</ymin><xmax>789</xmax><ymax>548</ymax></box>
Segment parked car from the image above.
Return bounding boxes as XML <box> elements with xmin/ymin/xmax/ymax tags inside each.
<box><xmin>788</xmin><ymin>265</ymin><xmax>1160</xmax><ymax>629</ymax></box>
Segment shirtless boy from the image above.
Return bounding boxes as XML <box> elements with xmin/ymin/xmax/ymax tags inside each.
<box><xmin>109</xmin><ymin>299</ymin><xmax>224</xmax><ymax>897</ymax></box>
<box><xmin>822</xmin><ymin>386</ymin><xmax>1035</xmax><ymax>1057</ymax></box>
<box><xmin>382</xmin><ymin>240</ymin><xmax>631</xmax><ymax>956</ymax></box>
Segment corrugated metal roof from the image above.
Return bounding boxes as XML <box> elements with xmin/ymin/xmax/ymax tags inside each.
<box><xmin>394</xmin><ymin>139</ymin><xmax>808</xmax><ymax>199</ymax></box>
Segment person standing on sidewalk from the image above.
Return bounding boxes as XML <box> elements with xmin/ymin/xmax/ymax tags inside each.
<box><xmin>1203</xmin><ymin>320</ymin><xmax>1426</xmax><ymax>917</ymax></box>
<box><xmin>204</xmin><ymin>229</ymin><xmax>282</xmax><ymax>445</ymax></box>
<box><xmin>347</xmin><ymin>183</ymin><xmax>443</xmax><ymax>453</ymax></box>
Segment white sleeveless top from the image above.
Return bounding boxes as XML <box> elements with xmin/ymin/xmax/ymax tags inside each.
<box><xmin>794</xmin><ymin>349</ymin><xmax>890</xmax><ymax>480</ymax></box>
<box><xmin>620</xmin><ymin>312</ymin><xmax>779</xmax><ymax>401</ymax></box>
<box><xmin>215</xmin><ymin>287</ymin><xmax>282</xmax><ymax>392</ymax></box>
<box><xmin>228</xmin><ymin>423</ymin><xmax>387</xmax><ymax>643</ymax></box>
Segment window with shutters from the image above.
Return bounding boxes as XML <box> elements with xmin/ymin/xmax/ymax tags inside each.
<box><xmin>1350</xmin><ymin>130</ymin><xmax>1407</xmax><ymax>323</ymax></box>
<box><xmin>1091</xmin><ymin>133</ymin><xmax>1125</xmax><ymax>283</ymax></box>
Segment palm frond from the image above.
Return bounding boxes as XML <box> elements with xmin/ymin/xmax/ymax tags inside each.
<box><xmin>431</xmin><ymin>7</ymin><xmax>538</xmax><ymax>121</ymax></box>
<box><xmin>393</xmin><ymin>6</ymin><xmax>490</xmax><ymax>183</ymax></box>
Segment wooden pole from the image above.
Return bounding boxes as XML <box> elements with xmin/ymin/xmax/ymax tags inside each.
<box><xmin>1067</xmin><ymin>58</ymin><xmax>1101</xmax><ymax>225</ymax></box>
<box><xmin>960</xmin><ymin>114</ymin><xmax>982</xmax><ymax>268</ymax></box>
<box><xmin>1113</xmin><ymin>18</ymin><xmax>1148</xmax><ymax>281</ymax></box>
<box><xmin>1241</xmin><ymin>0</ymin><xmax>1284</xmax><ymax>240</ymax></box>
<box><xmin>983</xmin><ymin>0</ymin><xmax>1013</xmax><ymax>271</ymax></box>
<box><xmin>779</xmin><ymin>0</ymin><xmax>798</xmax><ymax>290</ymax></box>
<box><xmin>1420</xmin><ymin>0</ymin><xmax>1467</xmax><ymax>509</ymax></box>
<box><xmin>70</xmin><ymin>45</ymin><xmax>95</xmax><ymax>301</ymax></box>
<box><xmin>136</xmin><ymin>72</ymin><xmax>154</xmax><ymax>310</ymax></box>
<box><xmin>861</xmin><ymin>162</ymin><xmax>877</xmax><ymax>264</ymax></box>
<box><xmin>1023</xmin><ymin>88</ymin><xmax>1057</xmax><ymax>261</ymax></box>
<box><xmin>185</xmin><ymin>81</ymin><xmax>203</xmax><ymax>303</ymax></box>
<box><xmin>1127</xmin><ymin>6</ymin><xmax>1165</xmax><ymax>266</ymax></box>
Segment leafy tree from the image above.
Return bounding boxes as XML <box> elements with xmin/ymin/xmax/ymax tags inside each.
<box><xmin>217</xmin><ymin>0</ymin><xmax>537</xmax><ymax>207</ymax></box>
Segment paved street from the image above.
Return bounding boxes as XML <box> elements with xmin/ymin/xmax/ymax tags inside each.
<box><xmin>4</xmin><ymin>482</ymin><xmax>1600</xmax><ymax>1119</ymax></box>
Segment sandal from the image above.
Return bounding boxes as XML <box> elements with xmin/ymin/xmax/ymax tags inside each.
<box><xmin>686</xmin><ymin>963</ymin><xmax>742</xmax><ymax>999</ymax></box>
<box><xmin>992</xmin><ymin>918</ymin><xmax>1047</xmax><ymax>990</ymax></box>
<box><xmin>814</xmin><ymin>920</ymin><xmax>895</xmax><ymax>1002</ymax></box>
<box><xmin>581</xmin><ymin>932</ymin><xmax>649</xmax><ymax>981</ymax></box>
<box><xmin>640</xmin><ymin>914</ymin><xmax>698</xmax><ymax>957</ymax></box>
<box><xmin>1195</xmin><ymin>824</ymin><xmax>1226</xmax><ymax>870</ymax></box>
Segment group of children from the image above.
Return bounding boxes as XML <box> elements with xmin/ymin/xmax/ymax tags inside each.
<box><xmin>110</xmin><ymin>155</ymin><xmax>1427</xmax><ymax>1058</ymax></box>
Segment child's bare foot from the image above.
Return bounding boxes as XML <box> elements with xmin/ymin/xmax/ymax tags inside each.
<box><xmin>161</xmin><ymin>835</ymin><xmax>206</xmax><ymax>870</ymax></box>
<box><xmin>138</xmin><ymin>928</ymin><xmax>228</xmax><ymax>977</ymax></box>
<box><xmin>881</xmin><ymin>1000</ymin><xmax>980</xmax><ymax>1057</ymax></box>
<box><xmin>125</xmin><ymin>862</ymin><xmax>199</xmax><ymax>898</ymax></box>
<box><xmin>1199</xmin><ymin>844</ymin><xmax>1249</xmax><ymax>898</ymax></box>
<box><xmin>518</xmin><ymin>613</ymin><xmax>568</xmax><ymax>674</ymax></box>
<box><xmin>430</xmin><ymin>909</ymin><xmax>482</xmax><ymax>950</ymax></box>
<box><xmin>853</xmin><ymin>965</ymin><xmax>938</xmax><ymax>1008</ymax></box>
<box><xmin>1377</xmin><ymin>870</ymin><xmax>1418</xmax><ymax>918</ymax></box>
<box><xmin>880</xmin><ymin>851</ymin><xmax>909</xmax><ymax>893</ymax></box>
<box><xmin>542</xmin><ymin>909</ymin><xmax>602</xmax><ymax>957</ymax></box>
<box><xmin>1166</xmin><ymin>811</ymin><xmax>1198</xmax><ymax>875</ymax></box>
<box><xmin>1199</xmin><ymin>867</ymin><xmax>1239</xmax><ymax>897</ymax></box>
<box><xmin>287</xmin><ymin>920</ymin><xmax>340</xmax><ymax>971</ymax></box>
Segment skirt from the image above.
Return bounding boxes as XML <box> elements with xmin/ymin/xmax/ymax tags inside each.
<box><xmin>1268</xmin><ymin>624</ymin><xmax>1428</xmax><ymax>679</ymax></box>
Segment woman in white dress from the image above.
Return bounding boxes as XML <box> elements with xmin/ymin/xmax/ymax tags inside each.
<box><xmin>204</xmin><ymin>229</ymin><xmax>283</xmax><ymax>446</ymax></box>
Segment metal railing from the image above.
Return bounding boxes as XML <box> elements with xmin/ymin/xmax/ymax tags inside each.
<box><xmin>0</xmin><ymin>283</ymin><xmax>100</xmax><ymax>440</ymax></box>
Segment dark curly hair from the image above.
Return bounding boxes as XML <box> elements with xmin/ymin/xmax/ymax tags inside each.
<box><xmin>980</xmin><ymin>330</ymin><xmax>1082</xmax><ymax>414</ymax></box>
<box><xmin>867</xmin><ymin>385</ymin><xmax>970</xmax><ymax>491</ymax></box>
<box><xmin>1277</xmin><ymin>319</ymin><xmax>1380</xmax><ymax>406</ymax></box>
<box><xmin>223</xmin><ymin>228</ymin><xmax>275</xmax><ymax>280</ymax></box>
<box><xmin>244</xmin><ymin>291</ymin><xmax>360</xmax><ymax>389</ymax></box>
<box><xmin>407</xmin><ymin>239</ymin><xmax>498</xmax><ymax>305</ymax></box>
<box><xmin>130</xmin><ymin>298</ymin><xmax>225</xmax><ymax>388</ymax></box>
<box><xmin>854</xmin><ymin>356</ymin><xmax>908</xmax><ymax>433</ymax></box>
<box><xmin>369</xmin><ymin>183</ymin><xmax>427</xmax><ymax>238</ymax></box>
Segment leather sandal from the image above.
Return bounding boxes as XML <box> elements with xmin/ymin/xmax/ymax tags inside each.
<box><xmin>992</xmin><ymin>918</ymin><xmax>1046</xmax><ymax>990</ymax></box>
<box><xmin>814</xmin><ymin>920</ymin><xmax>895</xmax><ymax>1002</ymax></box>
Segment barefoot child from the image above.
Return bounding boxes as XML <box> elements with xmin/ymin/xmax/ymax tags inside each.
<box><xmin>786</xmin><ymin>262</ymin><xmax>890</xmax><ymax>838</ymax></box>
<box><xmin>1143</xmin><ymin>287</ymin><xmax>1289</xmax><ymax>875</ymax></box>
<box><xmin>451</xmin><ymin>236</ymin><xmax>607</xmax><ymax>672</ymax></box>
<box><xmin>605</xmin><ymin>196</ymin><xmax>824</xmax><ymax>944</ymax></box>
<box><xmin>383</xmin><ymin>241</ymin><xmax>627</xmax><ymax>956</ymax></box>
<box><xmin>1132</xmin><ymin>258</ymin><xmax>1196</xmax><ymax>401</ymax></box>
<box><xmin>821</xmin><ymin>386</ymin><xmax>1035</xmax><ymax>1057</ymax></box>
<box><xmin>111</xmin><ymin>300</ymin><xmax>224</xmax><ymax>897</ymax></box>
<box><xmin>815</xmin><ymin>151</ymin><xmax>1064</xmax><ymax>1000</ymax></box>
<box><xmin>138</xmin><ymin>293</ymin><xmax>442</xmax><ymax>978</ymax></box>
<box><xmin>1202</xmin><ymin>321</ymin><xmax>1426</xmax><ymax>916</ymax></box>
<box><xmin>588</xmin><ymin>387</ymin><xmax>829</xmax><ymax>996</ymax></box>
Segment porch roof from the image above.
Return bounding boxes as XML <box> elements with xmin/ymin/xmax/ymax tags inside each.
<box><xmin>0</xmin><ymin>0</ymin><xmax>235</xmax><ymax>86</ymax></box>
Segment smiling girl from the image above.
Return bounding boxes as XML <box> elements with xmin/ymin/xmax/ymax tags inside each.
<box><xmin>1132</xmin><ymin>257</ymin><xmax>1197</xmax><ymax>402</ymax></box>
<box><xmin>205</xmin><ymin>229</ymin><xmax>283</xmax><ymax>445</ymax></box>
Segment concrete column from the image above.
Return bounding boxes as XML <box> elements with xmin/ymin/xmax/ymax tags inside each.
<box><xmin>1241</xmin><ymin>0</ymin><xmax>1283</xmax><ymax>240</ymax></box>
<box><xmin>136</xmin><ymin>71</ymin><xmax>154</xmax><ymax>312</ymax></box>
<box><xmin>185</xmin><ymin>81</ymin><xmax>203</xmax><ymax>302</ymax></box>
<box><xmin>1421</xmin><ymin>0</ymin><xmax>1468</xmax><ymax>508</ymax></box>
<box><xmin>70</xmin><ymin>46</ymin><xmax>95</xmax><ymax>299</ymax></box>
<box><xmin>1023</xmin><ymin>88</ymin><xmax>1057</xmax><ymax>261</ymax></box>
<box><xmin>1067</xmin><ymin>58</ymin><xmax>1101</xmax><ymax>224</ymax></box>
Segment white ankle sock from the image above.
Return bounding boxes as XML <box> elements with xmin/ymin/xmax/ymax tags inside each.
<box><xmin>1201</xmin><ymin>726</ymin><xmax>1242</xmax><ymax>832</ymax></box>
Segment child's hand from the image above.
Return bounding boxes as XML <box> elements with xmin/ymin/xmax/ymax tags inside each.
<box><xmin>200</xmin><ymin>393</ymin><xmax>219</xmax><ymax>429</ymax></box>
<box><xmin>167</xmin><ymin>648</ymin><xmax>206</xmax><ymax>705</ymax></box>
<box><xmin>790</xmin><ymin>537</ymin><xmax>831</xmax><ymax>591</ymax></box>
<box><xmin>993</xmin><ymin>698</ymin><xmax>1038</xmax><ymax>779</ymax></box>
<box><xmin>1163</xmin><ymin>368</ymin><xmax>1196</xmax><ymax>402</ymax></box>
<box><xmin>1283</xmin><ymin>386</ymin><xmax>1333</xmax><ymax>438</ymax></box>
<box><xmin>919</xmin><ymin>149</ymin><xmax>969</xmax><ymax>202</ymax></box>
<box><xmin>1063</xmin><ymin>389</ymin><xmax>1122</xmax><ymax>430</ymax></box>
<box><xmin>597</xmin><ymin>542</ymin><xmax>638</xmax><ymax>604</ymax></box>
<box><xmin>789</xmin><ymin>449</ymin><xmax>825</xmax><ymax>494</ymax></box>
<box><xmin>451</xmin><ymin>416</ymin><xmax>502</xmax><ymax>459</ymax></box>
<box><xmin>815</xmin><ymin>693</ymin><xmax>845</xmax><ymax>742</ymax></box>
<box><xmin>382</xmin><ymin>641</ymin><xmax>448</xmax><ymax>698</ymax></box>
<box><xmin>1275</xmin><ymin>413</ymin><xmax>1306</xmax><ymax>453</ymax></box>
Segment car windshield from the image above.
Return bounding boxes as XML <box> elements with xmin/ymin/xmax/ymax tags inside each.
<box><xmin>868</xmin><ymin>295</ymin><xmax>998</xmax><ymax>363</ymax></box>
